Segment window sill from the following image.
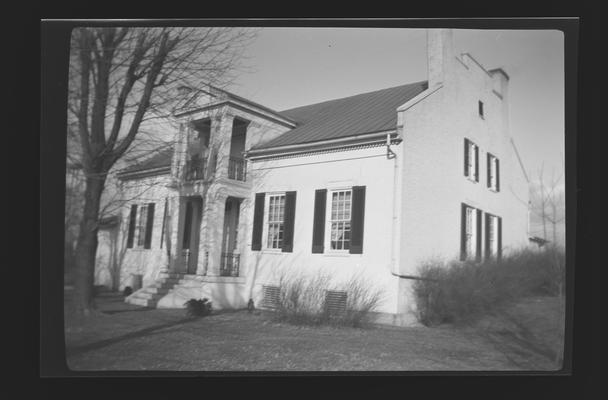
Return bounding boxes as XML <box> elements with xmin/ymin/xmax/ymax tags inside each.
<box><xmin>467</xmin><ymin>177</ymin><xmax>479</xmax><ymax>184</ymax></box>
<box><xmin>260</xmin><ymin>249</ymin><xmax>284</xmax><ymax>255</ymax></box>
<box><xmin>324</xmin><ymin>251</ymin><xmax>356</xmax><ymax>257</ymax></box>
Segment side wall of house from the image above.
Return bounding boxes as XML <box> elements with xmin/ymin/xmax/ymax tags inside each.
<box><xmin>94</xmin><ymin>174</ymin><xmax>175</xmax><ymax>290</ymax></box>
<box><xmin>240</xmin><ymin>145</ymin><xmax>405</xmax><ymax>319</ymax></box>
<box><xmin>396</xmin><ymin>53</ymin><xmax>529</xmax><ymax>314</ymax></box>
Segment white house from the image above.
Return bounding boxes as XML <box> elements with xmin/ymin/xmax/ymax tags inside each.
<box><xmin>94</xmin><ymin>29</ymin><xmax>530</xmax><ymax>326</ymax></box>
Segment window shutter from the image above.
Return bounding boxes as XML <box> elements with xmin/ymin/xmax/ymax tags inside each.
<box><xmin>144</xmin><ymin>203</ymin><xmax>155</xmax><ymax>249</ymax></box>
<box><xmin>496</xmin><ymin>158</ymin><xmax>500</xmax><ymax>192</ymax></box>
<box><xmin>251</xmin><ymin>193</ymin><xmax>265</xmax><ymax>251</ymax></box>
<box><xmin>474</xmin><ymin>145</ymin><xmax>479</xmax><ymax>182</ymax></box>
<box><xmin>312</xmin><ymin>189</ymin><xmax>327</xmax><ymax>253</ymax></box>
<box><xmin>487</xmin><ymin>154</ymin><xmax>492</xmax><ymax>188</ymax></box>
<box><xmin>282</xmin><ymin>191</ymin><xmax>297</xmax><ymax>253</ymax></box>
<box><xmin>497</xmin><ymin>217</ymin><xmax>502</xmax><ymax>260</ymax></box>
<box><xmin>476</xmin><ymin>209</ymin><xmax>482</xmax><ymax>261</ymax></box>
<box><xmin>460</xmin><ymin>203</ymin><xmax>467</xmax><ymax>261</ymax></box>
<box><xmin>464</xmin><ymin>139</ymin><xmax>470</xmax><ymax>177</ymax></box>
<box><xmin>349</xmin><ymin>186</ymin><xmax>366</xmax><ymax>254</ymax></box>
<box><xmin>485</xmin><ymin>213</ymin><xmax>491</xmax><ymax>260</ymax></box>
<box><xmin>127</xmin><ymin>204</ymin><xmax>137</xmax><ymax>248</ymax></box>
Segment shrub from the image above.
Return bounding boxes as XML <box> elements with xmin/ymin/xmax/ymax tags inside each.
<box><xmin>184</xmin><ymin>298</ymin><xmax>212</xmax><ymax>318</ymax></box>
<box><xmin>412</xmin><ymin>247</ymin><xmax>565</xmax><ymax>326</ymax></box>
<box><xmin>273</xmin><ymin>269</ymin><xmax>384</xmax><ymax>328</ymax></box>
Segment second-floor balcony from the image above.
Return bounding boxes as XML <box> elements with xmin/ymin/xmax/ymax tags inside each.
<box><xmin>184</xmin><ymin>157</ymin><xmax>207</xmax><ymax>182</ymax></box>
<box><xmin>228</xmin><ymin>157</ymin><xmax>247</xmax><ymax>182</ymax></box>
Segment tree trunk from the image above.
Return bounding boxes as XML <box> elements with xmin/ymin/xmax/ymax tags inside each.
<box><xmin>72</xmin><ymin>175</ymin><xmax>106</xmax><ymax>316</ymax></box>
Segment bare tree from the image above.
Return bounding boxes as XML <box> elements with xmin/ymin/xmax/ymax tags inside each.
<box><xmin>530</xmin><ymin>162</ymin><xmax>565</xmax><ymax>248</ymax></box>
<box><xmin>68</xmin><ymin>27</ymin><xmax>256</xmax><ymax>316</ymax></box>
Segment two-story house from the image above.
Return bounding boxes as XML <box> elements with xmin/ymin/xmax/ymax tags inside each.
<box><xmin>94</xmin><ymin>29</ymin><xmax>530</xmax><ymax>326</ymax></box>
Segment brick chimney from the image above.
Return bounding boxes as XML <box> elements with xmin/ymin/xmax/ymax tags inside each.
<box><xmin>427</xmin><ymin>29</ymin><xmax>455</xmax><ymax>87</ymax></box>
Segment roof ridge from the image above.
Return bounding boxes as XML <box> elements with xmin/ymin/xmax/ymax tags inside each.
<box><xmin>279</xmin><ymin>80</ymin><xmax>428</xmax><ymax>114</ymax></box>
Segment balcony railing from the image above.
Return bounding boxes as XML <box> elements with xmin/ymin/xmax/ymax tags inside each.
<box><xmin>219</xmin><ymin>252</ymin><xmax>240</xmax><ymax>277</ymax></box>
<box><xmin>184</xmin><ymin>157</ymin><xmax>207</xmax><ymax>182</ymax></box>
<box><xmin>228</xmin><ymin>157</ymin><xmax>247</xmax><ymax>181</ymax></box>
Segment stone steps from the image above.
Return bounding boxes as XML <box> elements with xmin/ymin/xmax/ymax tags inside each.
<box><xmin>125</xmin><ymin>273</ymin><xmax>200</xmax><ymax>308</ymax></box>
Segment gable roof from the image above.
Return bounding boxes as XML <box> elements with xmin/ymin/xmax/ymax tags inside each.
<box><xmin>118</xmin><ymin>80</ymin><xmax>429</xmax><ymax>176</ymax></box>
<box><xmin>253</xmin><ymin>80</ymin><xmax>428</xmax><ymax>150</ymax></box>
<box><xmin>175</xmin><ymin>85</ymin><xmax>296</xmax><ymax>127</ymax></box>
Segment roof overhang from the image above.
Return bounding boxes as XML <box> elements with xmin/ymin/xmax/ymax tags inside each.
<box><xmin>116</xmin><ymin>166</ymin><xmax>171</xmax><ymax>181</ymax></box>
<box><xmin>173</xmin><ymin>99</ymin><xmax>297</xmax><ymax>129</ymax></box>
<box><xmin>246</xmin><ymin>129</ymin><xmax>400</xmax><ymax>161</ymax></box>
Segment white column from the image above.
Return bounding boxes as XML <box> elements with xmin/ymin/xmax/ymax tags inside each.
<box><xmin>204</xmin><ymin>189</ymin><xmax>227</xmax><ymax>276</ymax></box>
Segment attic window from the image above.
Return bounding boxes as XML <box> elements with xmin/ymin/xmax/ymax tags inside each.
<box><xmin>478</xmin><ymin>101</ymin><xmax>484</xmax><ymax>119</ymax></box>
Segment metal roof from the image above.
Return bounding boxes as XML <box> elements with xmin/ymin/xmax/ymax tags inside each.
<box><xmin>254</xmin><ymin>80</ymin><xmax>428</xmax><ymax>150</ymax></box>
<box><xmin>119</xmin><ymin>81</ymin><xmax>428</xmax><ymax>175</ymax></box>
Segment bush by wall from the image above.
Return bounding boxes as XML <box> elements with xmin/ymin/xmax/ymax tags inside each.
<box><xmin>273</xmin><ymin>269</ymin><xmax>384</xmax><ymax>328</ymax></box>
<box><xmin>412</xmin><ymin>247</ymin><xmax>565</xmax><ymax>326</ymax></box>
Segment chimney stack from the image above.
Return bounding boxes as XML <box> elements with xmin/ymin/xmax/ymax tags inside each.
<box><xmin>427</xmin><ymin>29</ymin><xmax>455</xmax><ymax>87</ymax></box>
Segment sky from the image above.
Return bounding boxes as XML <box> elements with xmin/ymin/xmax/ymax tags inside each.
<box><xmin>228</xmin><ymin>28</ymin><xmax>565</xmax><ymax>185</ymax></box>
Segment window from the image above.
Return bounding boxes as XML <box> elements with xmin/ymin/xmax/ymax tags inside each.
<box><xmin>461</xmin><ymin>203</ymin><xmax>482</xmax><ymax>261</ymax></box>
<box><xmin>266</xmin><ymin>194</ymin><xmax>285</xmax><ymax>249</ymax></box>
<box><xmin>329</xmin><ymin>189</ymin><xmax>352</xmax><ymax>251</ymax></box>
<box><xmin>126</xmin><ymin>202</ymin><xmax>155</xmax><ymax>250</ymax></box>
<box><xmin>478</xmin><ymin>100</ymin><xmax>484</xmax><ymax>118</ymax></box>
<box><xmin>137</xmin><ymin>204</ymin><xmax>149</xmax><ymax>247</ymax></box>
<box><xmin>464</xmin><ymin>138</ymin><xmax>479</xmax><ymax>182</ymax></box>
<box><xmin>487</xmin><ymin>153</ymin><xmax>500</xmax><ymax>192</ymax></box>
<box><xmin>251</xmin><ymin>191</ymin><xmax>296</xmax><ymax>252</ymax></box>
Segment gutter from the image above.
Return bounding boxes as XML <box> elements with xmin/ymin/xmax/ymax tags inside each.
<box><xmin>246</xmin><ymin>130</ymin><xmax>398</xmax><ymax>160</ymax></box>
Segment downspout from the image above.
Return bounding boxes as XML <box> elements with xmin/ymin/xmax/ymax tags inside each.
<box><xmin>388</xmin><ymin>130</ymin><xmax>401</xmax><ymax>277</ymax></box>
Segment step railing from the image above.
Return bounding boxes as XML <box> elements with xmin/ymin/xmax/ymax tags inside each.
<box><xmin>219</xmin><ymin>252</ymin><xmax>240</xmax><ymax>277</ymax></box>
<box><xmin>184</xmin><ymin>157</ymin><xmax>207</xmax><ymax>182</ymax></box>
<box><xmin>228</xmin><ymin>157</ymin><xmax>247</xmax><ymax>181</ymax></box>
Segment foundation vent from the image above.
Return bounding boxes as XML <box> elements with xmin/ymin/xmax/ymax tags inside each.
<box><xmin>262</xmin><ymin>285</ymin><xmax>281</xmax><ymax>309</ymax></box>
<box><xmin>324</xmin><ymin>290</ymin><xmax>347</xmax><ymax>315</ymax></box>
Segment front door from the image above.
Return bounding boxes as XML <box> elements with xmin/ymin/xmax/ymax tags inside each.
<box><xmin>181</xmin><ymin>197</ymin><xmax>202</xmax><ymax>274</ymax></box>
<box><xmin>220</xmin><ymin>197</ymin><xmax>241</xmax><ymax>276</ymax></box>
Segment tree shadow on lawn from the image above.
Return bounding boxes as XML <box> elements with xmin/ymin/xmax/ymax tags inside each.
<box><xmin>66</xmin><ymin>316</ymin><xmax>198</xmax><ymax>358</ymax></box>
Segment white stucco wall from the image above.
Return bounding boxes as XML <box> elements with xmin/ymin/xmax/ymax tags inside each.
<box><xmin>395</xmin><ymin>50</ymin><xmax>529</xmax><ymax>313</ymax></box>
<box><xmin>241</xmin><ymin>145</ymin><xmax>404</xmax><ymax>316</ymax></box>
<box><xmin>96</xmin><ymin>174</ymin><xmax>176</xmax><ymax>290</ymax></box>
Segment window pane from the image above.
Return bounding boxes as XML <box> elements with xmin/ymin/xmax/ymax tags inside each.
<box><xmin>329</xmin><ymin>192</ymin><xmax>352</xmax><ymax>250</ymax></box>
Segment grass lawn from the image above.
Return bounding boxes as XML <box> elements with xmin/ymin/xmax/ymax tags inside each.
<box><xmin>64</xmin><ymin>291</ymin><xmax>564</xmax><ymax>371</ymax></box>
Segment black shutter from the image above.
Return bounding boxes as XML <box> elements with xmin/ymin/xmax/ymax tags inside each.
<box><xmin>497</xmin><ymin>217</ymin><xmax>502</xmax><ymax>260</ymax></box>
<box><xmin>487</xmin><ymin>154</ymin><xmax>492</xmax><ymax>188</ymax></box>
<box><xmin>484</xmin><ymin>213</ymin><xmax>491</xmax><ymax>260</ymax></box>
<box><xmin>282</xmin><ymin>191</ymin><xmax>297</xmax><ymax>253</ymax></box>
<box><xmin>251</xmin><ymin>193</ymin><xmax>265</xmax><ymax>251</ymax></box>
<box><xmin>144</xmin><ymin>203</ymin><xmax>155</xmax><ymax>249</ymax></box>
<box><xmin>476</xmin><ymin>209</ymin><xmax>482</xmax><ymax>262</ymax></box>
<box><xmin>312</xmin><ymin>189</ymin><xmax>327</xmax><ymax>253</ymax></box>
<box><xmin>460</xmin><ymin>203</ymin><xmax>467</xmax><ymax>261</ymax></box>
<box><xmin>127</xmin><ymin>204</ymin><xmax>137</xmax><ymax>248</ymax></box>
<box><xmin>474</xmin><ymin>144</ymin><xmax>479</xmax><ymax>182</ymax></box>
<box><xmin>496</xmin><ymin>158</ymin><xmax>500</xmax><ymax>192</ymax></box>
<box><xmin>464</xmin><ymin>139</ymin><xmax>470</xmax><ymax>177</ymax></box>
<box><xmin>349</xmin><ymin>186</ymin><xmax>366</xmax><ymax>254</ymax></box>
